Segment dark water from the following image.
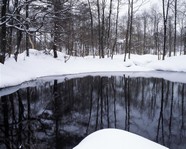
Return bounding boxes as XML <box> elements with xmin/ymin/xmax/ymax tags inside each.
<box><xmin>0</xmin><ymin>74</ymin><xmax>186</xmax><ymax>149</ymax></box>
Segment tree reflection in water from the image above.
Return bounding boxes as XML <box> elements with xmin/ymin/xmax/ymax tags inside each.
<box><xmin>0</xmin><ymin>75</ymin><xmax>186</xmax><ymax>149</ymax></box>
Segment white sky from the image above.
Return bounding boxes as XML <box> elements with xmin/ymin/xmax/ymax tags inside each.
<box><xmin>119</xmin><ymin>0</ymin><xmax>162</xmax><ymax>16</ymax></box>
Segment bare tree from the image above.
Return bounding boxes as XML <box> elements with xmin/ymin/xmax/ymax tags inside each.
<box><xmin>87</xmin><ymin>0</ymin><xmax>95</xmax><ymax>57</ymax></box>
<box><xmin>100</xmin><ymin>0</ymin><xmax>106</xmax><ymax>58</ymax></box>
<box><xmin>124</xmin><ymin>0</ymin><xmax>131</xmax><ymax>62</ymax></box>
<box><xmin>25</xmin><ymin>0</ymin><xmax>29</xmax><ymax>57</ymax></box>
<box><xmin>128</xmin><ymin>0</ymin><xmax>134</xmax><ymax>59</ymax></box>
<box><xmin>142</xmin><ymin>11</ymin><xmax>148</xmax><ymax>55</ymax></box>
<box><xmin>14</xmin><ymin>0</ymin><xmax>23</xmax><ymax>61</ymax></box>
<box><xmin>52</xmin><ymin>0</ymin><xmax>62</xmax><ymax>58</ymax></box>
<box><xmin>107</xmin><ymin>0</ymin><xmax>113</xmax><ymax>57</ymax></box>
<box><xmin>0</xmin><ymin>0</ymin><xmax>8</xmax><ymax>64</ymax></box>
<box><xmin>168</xmin><ymin>16</ymin><xmax>173</xmax><ymax>57</ymax></box>
<box><xmin>162</xmin><ymin>0</ymin><xmax>170</xmax><ymax>60</ymax></box>
<box><xmin>111</xmin><ymin>0</ymin><xmax>120</xmax><ymax>59</ymax></box>
<box><xmin>173</xmin><ymin>0</ymin><xmax>177</xmax><ymax>56</ymax></box>
<box><xmin>96</xmin><ymin>0</ymin><xmax>101</xmax><ymax>58</ymax></box>
<box><xmin>184</xmin><ymin>27</ymin><xmax>186</xmax><ymax>55</ymax></box>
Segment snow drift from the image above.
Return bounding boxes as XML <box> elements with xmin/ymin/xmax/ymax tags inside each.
<box><xmin>0</xmin><ymin>49</ymin><xmax>186</xmax><ymax>88</ymax></box>
<box><xmin>73</xmin><ymin>128</ymin><xmax>168</xmax><ymax>149</ymax></box>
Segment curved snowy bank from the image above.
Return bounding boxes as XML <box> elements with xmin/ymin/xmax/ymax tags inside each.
<box><xmin>0</xmin><ymin>49</ymin><xmax>186</xmax><ymax>88</ymax></box>
<box><xmin>1</xmin><ymin>71</ymin><xmax>186</xmax><ymax>96</ymax></box>
<box><xmin>73</xmin><ymin>129</ymin><xmax>168</xmax><ymax>149</ymax></box>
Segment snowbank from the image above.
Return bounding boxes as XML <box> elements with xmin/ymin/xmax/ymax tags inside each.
<box><xmin>0</xmin><ymin>49</ymin><xmax>186</xmax><ymax>88</ymax></box>
<box><xmin>73</xmin><ymin>128</ymin><xmax>168</xmax><ymax>149</ymax></box>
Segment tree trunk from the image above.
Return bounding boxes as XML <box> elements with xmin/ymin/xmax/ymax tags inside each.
<box><xmin>184</xmin><ymin>27</ymin><xmax>186</xmax><ymax>55</ymax></box>
<box><xmin>14</xmin><ymin>30</ymin><xmax>22</xmax><ymax>61</ymax></box>
<box><xmin>128</xmin><ymin>0</ymin><xmax>134</xmax><ymax>59</ymax></box>
<box><xmin>173</xmin><ymin>0</ymin><xmax>177</xmax><ymax>56</ymax></box>
<box><xmin>87</xmin><ymin>0</ymin><xmax>95</xmax><ymax>57</ymax></box>
<box><xmin>26</xmin><ymin>0</ymin><xmax>29</xmax><ymax>56</ymax></box>
<box><xmin>97</xmin><ymin>0</ymin><xmax>101</xmax><ymax>58</ymax></box>
<box><xmin>168</xmin><ymin>17</ymin><xmax>172</xmax><ymax>57</ymax></box>
<box><xmin>143</xmin><ymin>15</ymin><xmax>147</xmax><ymax>55</ymax></box>
<box><xmin>52</xmin><ymin>0</ymin><xmax>64</xmax><ymax>58</ymax></box>
<box><xmin>162</xmin><ymin>0</ymin><xmax>170</xmax><ymax>60</ymax></box>
<box><xmin>14</xmin><ymin>0</ymin><xmax>22</xmax><ymax>61</ymax></box>
<box><xmin>0</xmin><ymin>0</ymin><xmax>7</xmax><ymax>64</ymax></box>
<box><xmin>107</xmin><ymin>0</ymin><xmax>113</xmax><ymax>57</ymax></box>
<box><xmin>53</xmin><ymin>27</ymin><xmax>58</xmax><ymax>58</ymax></box>
<box><xmin>100</xmin><ymin>0</ymin><xmax>105</xmax><ymax>58</ymax></box>
<box><xmin>111</xmin><ymin>0</ymin><xmax>120</xmax><ymax>59</ymax></box>
<box><xmin>124</xmin><ymin>0</ymin><xmax>131</xmax><ymax>62</ymax></box>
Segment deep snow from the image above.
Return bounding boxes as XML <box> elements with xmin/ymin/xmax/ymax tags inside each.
<box><xmin>73</xmin><ymin>128</ymin><xmax>168</xmax><ymax>149</ymax></box>
<box><xmin>0</xmin><ymin>49</ymin><xmax>186</xmax><ymax>88</ymax></box>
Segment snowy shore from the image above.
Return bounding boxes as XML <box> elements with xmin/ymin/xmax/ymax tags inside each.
<box><xmin>0</xmin><ymin>49</ymin><xmax>186</xmax><ymax>88</ymax></box>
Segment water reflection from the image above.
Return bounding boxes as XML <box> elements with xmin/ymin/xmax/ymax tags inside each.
<box><xmin>0</xmin><ymin>75</ymin><xmax>186</xmax><ymax>149</ymax></box>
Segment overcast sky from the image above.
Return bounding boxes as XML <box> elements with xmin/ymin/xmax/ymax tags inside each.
<box><xmin>119</xmin><ymin>0</ymin><xmax>162</xmax><ymax>16</ymax></box>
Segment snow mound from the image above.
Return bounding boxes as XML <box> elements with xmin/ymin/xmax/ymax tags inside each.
<box><xmin>73</xmin><ymin>128</ymin><xmax>168</xmax><ymax>149</ymax></box>
<box><xmin>146</xmin><ymin>55</ymin><xmax>186</xmax><ymax>72</ymax></box>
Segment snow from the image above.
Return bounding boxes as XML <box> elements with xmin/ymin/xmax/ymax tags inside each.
<box><xmin>1</xmin><ymin>49</ymin><xmax>185</xmax><ymax>148</ymax></box>
<box><xmin>0</xmin><ymin>49</ymin><xmax>186</xmax><ymax>88</ymax></box>
<box><xmin>73</xmin><ymin>128</ymin><xmax>168</xmax><ymax>149</ymax></box>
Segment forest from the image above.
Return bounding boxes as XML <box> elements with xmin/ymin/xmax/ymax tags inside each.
<box><xmin>0</xmin><ymin>0</ymin><xmax>186</xmax><ymax>64</ymax></box>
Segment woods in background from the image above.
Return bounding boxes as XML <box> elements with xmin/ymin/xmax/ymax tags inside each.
<box><xmin>0</xmin><ymin>0</ymin><xmax>186</xmax><ymax>64</ymax></box>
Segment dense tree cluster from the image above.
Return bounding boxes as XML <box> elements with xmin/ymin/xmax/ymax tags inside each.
<box><xmin>0</xmin><ymin>0</ymin><xmax>186</xmax><ymax>63</ymax></box>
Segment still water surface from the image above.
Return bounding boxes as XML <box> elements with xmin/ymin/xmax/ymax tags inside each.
<box><xmin>0</xmin><ymin>73</ymin><xmax>186</xmax><ymax>149</ymax></box>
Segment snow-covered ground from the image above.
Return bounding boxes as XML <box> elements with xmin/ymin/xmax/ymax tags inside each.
<box><xmin>73</xmin><ymin>128</ymin><xmax>168</xmax><ymax>149</ymax></box>
<box><xmin>0</xmin><ymin>49</ymin><xmax>186</xmax><ymax>88</ymax></box>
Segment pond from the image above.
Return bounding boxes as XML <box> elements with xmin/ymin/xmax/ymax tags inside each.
<box><xmin>0</xmin><ymin>72</ymin><xmax>186</xmax><ymax>149</ymax></box>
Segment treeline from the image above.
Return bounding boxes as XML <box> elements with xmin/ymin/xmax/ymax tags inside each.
<box><xmin>0</xmin><ymin>0</ymin><xmax>186</xmax><ymax>64</ymax></box>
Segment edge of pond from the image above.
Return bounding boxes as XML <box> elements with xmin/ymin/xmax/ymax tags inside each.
<box><xmin>1</xmin><ymin>70</ymin><xmax>186</xmax><ymax>96</ymax></box>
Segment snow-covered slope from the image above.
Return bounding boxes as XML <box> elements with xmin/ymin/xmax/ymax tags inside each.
<box><xmin>0</xmin><ymin>49</ymin><xmax>186</xmax><ymax>88</ymax></box>
<box><xmin>73</xmin><ymin>128</ymin><xmax>168</xmax><ymax>149</ymax></box>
